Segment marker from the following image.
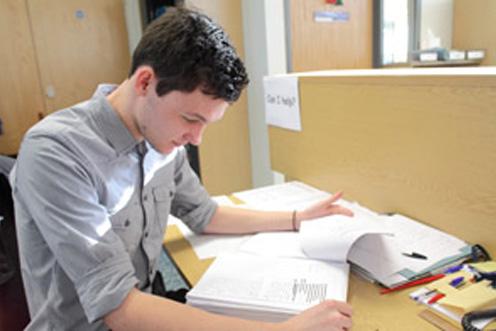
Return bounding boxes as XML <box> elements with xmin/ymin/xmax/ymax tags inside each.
<box><xmin>380</xmin><ymin>273</ymin><xmax>445</xmax><ymax>294</ymax></box>
<box><xmin>444</xmin><ymin>264</ymin><xmax>463</xmax><ymax>274</ymax></box>
<box><xmin>402</xmin><ymin>252</ymin><xmax>428</xmax><ymax>260</ymax></box>
<box><xmin>427</xmin><ymin>292</ymin><xmax>445</xmax><ymax>305</ymax></box>
<box><xmin>449</xmin><ymin>276</ymin><xmax>465</xmax><ymax>288</ymax></box>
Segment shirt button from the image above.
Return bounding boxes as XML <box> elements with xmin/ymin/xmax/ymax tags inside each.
<box><xmin>169</xmin><ymin>191</ymin><xmax>174</xmax><ymax>197</ymax></box>
<box><xmin>124</xmin><ymin>219</ymin><xmax>130</xmax><ymax>227</ymax></box>
<box><xmin>144</xmin><ymin>231</ymin><xmax>149</xmax><ymax>238</ymax></box>
<box><xmin>143</xmin><ymin>194</ymin><xmax>148</xmax><ymax>201</ymax></box>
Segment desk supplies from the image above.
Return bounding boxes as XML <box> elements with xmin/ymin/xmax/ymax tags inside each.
<box><xmin>462</xmin><ymin>308</ymin><xmax>496</xmax><ymax>331</ymax></box>
<box><xmin>380</xmin><ymin>273</ymin><xmax>445</xmax><ymax>294</ymax></box>
<box><xmin>449</xmin><ymin>277</ymin><xmax>465</xmax><ymax>288</ymax></box>
<box><xmin>403</xmin><ymin>252</ymin><xmax>428</xmax><ymax>260</ymax></box>
<box><xmin>428</xmin><ymin>293</ymin><xmax>446</xmax><ymax>305</ymax></box>
<box><xmin>409</xmin><ymin>264</ymin><xmax>496</xmax><ymax>330</ymax></box>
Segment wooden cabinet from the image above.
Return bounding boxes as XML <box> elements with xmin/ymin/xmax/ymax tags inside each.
<box><xmin>288</xmin><ymin>0</ymin><xmax>373</xmax><ymax>71</ymax></box>
<box><xmin>0</xmin><ymin>1</ymin><xmax>45</xmax><ymax>155</ymax></box>
<box><xmin>0</xmin><ymin>0</ymin><xmax>130</xmax><ymax>155</ymax></box>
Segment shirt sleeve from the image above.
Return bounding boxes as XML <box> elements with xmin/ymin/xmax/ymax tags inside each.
<box><xmin>13</xmin><ymin>135</ymin><xmax>139</xmax><ymax>323</ymax></box>
<box><xmin>170</xmin><ymin>148</ymin><xmax>218</xmax><ymax>233</ymax></box>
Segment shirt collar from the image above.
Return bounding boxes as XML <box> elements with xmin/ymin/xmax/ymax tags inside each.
<box><xmin>91</xmin><ymin>84</ymin><xmax>140</xmax><ymax>155</ymax></box>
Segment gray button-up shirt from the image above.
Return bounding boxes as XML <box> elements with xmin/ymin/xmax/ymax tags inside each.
<box><xmin>11</xmin><ymin>85</ymin><xmax>217</xmax><ymax>330</ymax></box>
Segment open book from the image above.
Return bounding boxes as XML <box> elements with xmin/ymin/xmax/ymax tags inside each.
<box><xmin>186</xmin><ymin>252</ymin><xmax>349</xmax><ymax>322</ymax></box>
<box><xmin>234</xmin><ymin>182</ymin><xmax>471</xmax><ymax>288</ymax></box>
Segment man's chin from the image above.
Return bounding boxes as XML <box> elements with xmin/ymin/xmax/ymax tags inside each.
<box><xmin>147</xmin><ymin>142</ymin><xmax>177</xmax><ymax>155</ymax></box>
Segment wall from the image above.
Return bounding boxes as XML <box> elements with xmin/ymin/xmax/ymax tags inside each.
<box><xmin>269</xmin><ymin>68</ymin><xmax>496</xmax><ymax>258</ymax></box>
<box><xmin>242</xmin><ymin>0</ymin><xmax>287</xmax><ymax>188</ymax></box>
<box><xmin>186</xmin><ymin>0</ymin><xmax>253</xmax><ymax>195</ymax></box>
<box><xmin>452</xmin><ymin>0</ymin><xmax>496</xmax><ymax>65</ymax></box>
<box><xmin>420</xmin><ymin>0</ymin><xmax>453</xmax><ymax>49</ymax></box>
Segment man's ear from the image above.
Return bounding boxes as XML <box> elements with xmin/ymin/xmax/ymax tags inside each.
<box><xmin>133</xmin><ymin>66</ymin><xmax>155</xmax><ymax>96</ymax></box>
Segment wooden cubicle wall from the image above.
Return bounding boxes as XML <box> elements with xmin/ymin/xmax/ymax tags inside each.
<box><xmin>269</xmin><ymin>68</ymin><xmax>496</xmax><ymax>257</ymax></box>
<box><xmin>453</xmin><ymin>0</ymin><xmax>496</xmax><ymax>66</ymax></box>
<box><xmin>186</xmin><ymin>0</ymin><xmax>252</xmax><ymax>196</ymax></box>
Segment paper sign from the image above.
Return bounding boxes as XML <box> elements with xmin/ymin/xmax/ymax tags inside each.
<box><xmin>263</xmin><ymin>76</ymin><xmax>301</xmax><ymax>131</ymax></box>
<box><xmin>314</xmin><ymin>11</ymin><xmax>350</xmax><ymax>23</ymax></box>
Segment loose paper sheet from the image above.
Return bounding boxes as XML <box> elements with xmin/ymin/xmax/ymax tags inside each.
<box><xmin>264</xmin><ymin>75</ymin><xmax>302</xmax><ymax>131</ymax></box>
<box><xmin>167</xmin><ymin>196</ymin><xmax>250</xmax><ymax>259</ymax></box>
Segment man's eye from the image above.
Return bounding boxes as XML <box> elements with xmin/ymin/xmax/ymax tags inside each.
<box><xmin>182</xmin><ymin>116</ymin><xmax>197</xmax><ymax>123</ymax></box>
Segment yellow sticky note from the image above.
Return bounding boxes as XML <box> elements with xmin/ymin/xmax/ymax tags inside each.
<box><xmin>426</xmin><ymin>270</ymin><xmax>472</xmax><ymax>295</ymax></box>
<box><xmin>439</xmin><ymin>280</ymin><xmax>496</xmax><ymax>314</ymax></box>
<box><xmin>470</xmin><ymin>261</ymin><xmax>496</xmax><ymax>273</ymax></box>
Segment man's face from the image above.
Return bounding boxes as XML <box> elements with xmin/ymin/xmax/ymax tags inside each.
<box><xmin>136</xmin><ymin>85</ymin><xmax>228</xmax><ymax>154</ymax></box>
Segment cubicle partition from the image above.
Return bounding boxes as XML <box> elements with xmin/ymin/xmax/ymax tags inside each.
<box><xmin>268</xmin><ymin>68</ymin><xmax>496</xmax><ymax>259</ymax></box>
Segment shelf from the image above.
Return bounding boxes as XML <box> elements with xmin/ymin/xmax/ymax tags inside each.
<box><xmin>411</xmin><ymin>59</ymin><xmax>482</xmax><ymax>67</ymax></box>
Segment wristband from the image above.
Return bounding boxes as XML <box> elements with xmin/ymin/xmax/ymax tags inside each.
<box><xmin>292</xmin><ymin>210</ymin><xmax>297</xmax><ymax>231</ymax></box>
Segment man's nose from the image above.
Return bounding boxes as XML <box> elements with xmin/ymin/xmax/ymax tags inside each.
<box><xmin>187</xmin><ymin>123</ymin><xmax>206</xmax><ymax>146</ymax></box>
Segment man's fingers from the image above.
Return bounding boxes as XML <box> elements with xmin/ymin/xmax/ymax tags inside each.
<box><xmin>323</xmin><ymin>300</ymin><xmax>353</xmax><ymax>317</ymax></box>
<box><xmin>328</xmin><ymin>191</ymin><xmax>343</xmax><ymax>203</ymax></box>
<box><xmin>334</xmin><ymin>301</ymin><xmax>353</xmax><ymax>317</ymax></box>
<box><xmin>329</xmin><ymin>205</ymin><xmax>354</xmax><ymax>217</ymax></box>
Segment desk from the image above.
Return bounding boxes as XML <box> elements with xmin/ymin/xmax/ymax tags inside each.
<box><xmin>164</xmin><ymin>224</ymin><xmax>439</xmax><ymax>330</ymax></box>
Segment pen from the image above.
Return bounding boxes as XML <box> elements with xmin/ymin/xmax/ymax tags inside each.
<box><xmin>412</xmin><ymin>289</ymin><xmax>436</xmax><ymax>302</ymax></box>
<box><xmin>427</xmin><ymin>292</ymin><xmax>445</xmax><ymax>304</ymax></box>
<box><xmin>402</xmin><ymin>252</ymin><xmax>428</xmax><ymax>260</ymax></box>
<box><xmin>380</xmin><ymin>273</ymin><xmax>445</xmax><ymax>294</ymax></box>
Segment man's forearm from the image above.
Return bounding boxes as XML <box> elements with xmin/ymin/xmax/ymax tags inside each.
<box><xmin>104</xmin><ymin>288</ymin><xmax>277</xmax><ymax>331</ymax></box>
<box><xmin>203</xmin><ymin>205</ymin><xmax>295</xmax><ymax>234</ymax></box>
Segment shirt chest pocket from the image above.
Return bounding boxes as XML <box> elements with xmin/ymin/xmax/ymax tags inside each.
<box><xmin>111</xmin><ymin>204</ymin><xmax>143</xmax><ymax>252</ymax></box>
<box><xmin>152</xmin><ymin>185</ymin><xmax>175</xmax><ymax>231</ymax></box>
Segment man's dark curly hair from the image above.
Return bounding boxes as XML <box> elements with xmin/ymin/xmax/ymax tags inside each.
<box><xmin>130</xmin><ymin>7</ymin><xmax>249</xmax><ymax>103</ymax></box>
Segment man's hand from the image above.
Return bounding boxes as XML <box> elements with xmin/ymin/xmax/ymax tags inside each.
<box><xmin>296</xmin><ymin>191</ymin><xmax>354</xmax><ymax>229</ymax></box>
<box><xmin>278</xmin><ymin>300</ymin><xmax>353</xmax><ymax>331</ymax></box>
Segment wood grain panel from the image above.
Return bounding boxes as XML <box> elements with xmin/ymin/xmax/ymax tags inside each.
<box><xmin>289</xmin><ymin>0</ymin><xmax>373</xmax><ymax>72</ymax></box>
<box><xmin>453</xmin><ymin>0</ymin><xmax>496</xmax><ymax>66</ymax></box>
<box><xmin>269</xmin><ymin>69</ymin><xmax>496</xmax><ymax>258</ymax></box>
<box><xmin>0</xmin><ymin>0</ymin><xmax>46</xmax><ymax>155</ymax></box>
<box><xmin>185</xmin><ymin>0</ymin><xmax>252</xmax><ymax>195</ymax></box>
<box><xmin>27</xmin><ymin>0</ymin><xmax>130</xmax><ymax>113</ymax></box>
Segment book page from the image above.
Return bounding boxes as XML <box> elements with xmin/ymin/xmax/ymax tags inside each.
<box><xmin>299</xmin><ymin>208</ymin><xmax>390</xmax><ymax>262</ymax></box>
<box><xmin>187</xmin><ymin>252</ymin><xmax>349</xmax><ymax>311</ymax></box>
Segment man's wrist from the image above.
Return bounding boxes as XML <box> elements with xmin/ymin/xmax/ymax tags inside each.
<box><xmin>291</xmin><ymin>210</ymin><xmax>298</xmax><ymax>231</ymax></box>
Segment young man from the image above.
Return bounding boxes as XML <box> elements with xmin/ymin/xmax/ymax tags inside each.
<box><xmin>11</xmin><ymin>8</ymin><xmax>353</xmax><ymax>331</ymax></box>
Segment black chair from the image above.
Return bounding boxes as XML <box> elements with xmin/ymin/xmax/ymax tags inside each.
<box><xmin>0</xmin><ymin>155</ymin><xmax>16</xmax><ymax>285</ymax></box>
<box><xmin>0</xmin><ymin>156</ymin><xmax>30</xmax><ymax>330</ymax></box>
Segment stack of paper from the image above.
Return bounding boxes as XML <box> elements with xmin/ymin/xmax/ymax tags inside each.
<box><xmin>186</xmin><ymin>252</ymin><xmax>349</xmax><ymax>322</ymax></box>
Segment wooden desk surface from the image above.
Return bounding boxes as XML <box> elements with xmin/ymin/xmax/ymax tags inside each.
<box><xmin>164</xmin><ymin>224</ymin><xmax>440</xmax><ymax>331</ymax></box>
